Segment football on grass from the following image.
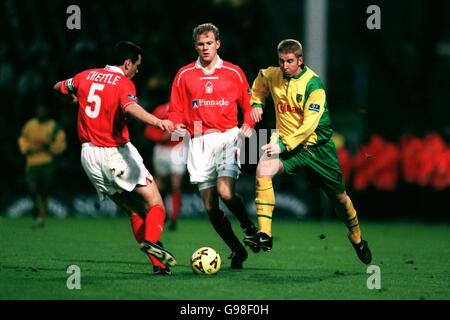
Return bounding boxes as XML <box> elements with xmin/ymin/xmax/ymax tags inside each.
<box><xmin>191</xmin><ymin>247</ymin><xmax>221</xmax><ymax>275</ymax></box>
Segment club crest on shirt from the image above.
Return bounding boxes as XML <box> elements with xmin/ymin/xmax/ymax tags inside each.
<box><xmin>205</xmin><ymin>81</ymin><xmax>213</xmax><ymax>94</ymax></box>
<box><xmin>296</xmin><ymin>94</ymin><xmax>303</xmax><ymax>103</ymax></box>
<box><xmin>309</xmin><ymin>104</ymin><xmax>320</xmax><ymax>112</ymax></box>
<box><xmin>192</xmin><ymin>100</ymin><xmax>199</xmax><ymax>108</ymax></box>
<box><xmin>127</xmin><ymin>94</ymin><xmax>138</xmax><ymax>102</ymax></box>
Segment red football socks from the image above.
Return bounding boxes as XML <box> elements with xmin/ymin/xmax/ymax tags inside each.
<box><xmin>130</xmin><ymin>207</ymin><xmax>166</xmax><ymax>268</ymax></box>
<box><xmin>170</xmin><ymin>191</ymin><xmax>182</xmax><ymax>222</ymax></box>
<box><xmin>145</xmin><ymin>204</ymin><xmax>165</xmax><ymax>242</ymax></box>
<box><xmin>130</xmin><ymin>213</ymin><xmax>145</xmax><ymax>243</ymax></box>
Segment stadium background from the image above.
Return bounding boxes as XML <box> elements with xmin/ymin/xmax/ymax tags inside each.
<box><xmin>1</xmin><ymin>0</ymin><xmax>449</xmax><ymax>221</ymax></box>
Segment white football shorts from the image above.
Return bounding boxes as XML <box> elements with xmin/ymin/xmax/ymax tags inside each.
<box><xmin>81</xmin><ymin>142</ymin><xmax>153</xmax><ymax>200</ymax></box>
<box><xmin>152</xmin><ymin>142</ymin><xmax>187</xmax><ymax>177</ymax></box>
<box><xmin>188</xmin><ymin>127</ymin><xmax>242</xmax><ymax>190</ymax></box>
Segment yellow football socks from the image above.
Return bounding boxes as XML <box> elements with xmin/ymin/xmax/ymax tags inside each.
<box><xmin>255</xmin><ymin>177</ymin><xmax>275</xmax><ymax>237</ymax></box>
<box><xmin>335</xmin><ymin>195</ymin><xmax>362</xmax><ymax>244</ymax></box>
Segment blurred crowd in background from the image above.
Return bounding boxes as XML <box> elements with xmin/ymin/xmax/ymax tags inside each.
<box><xmin>1</xmin><ymin>0</ymin><xmax>449</xmax><ymax>218</ymax></box>
<box><xmin>338</xmin><ymin>133</ymin><xmax>450</xmax><ymax>191</ymax></box>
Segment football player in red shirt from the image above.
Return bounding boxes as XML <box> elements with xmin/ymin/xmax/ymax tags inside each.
<box><xmin>53</xmin><ymin>41</ymin><xmax>176</xmax><ymax>275</ymax></box>
<box><xmin>144</xmin><ymin>102</ymin><xmax>187</xmax><ymax>231</ymax></box>
<box><xmin>168</xmin><ymin>23</ymin><xmax>258</xmax><ymax>269</ymax></box>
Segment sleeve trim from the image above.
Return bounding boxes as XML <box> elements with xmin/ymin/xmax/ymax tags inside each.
<box><xmin>277</xmin><ymin>137</ymin><xmax>287</xmax><ymax>153</ymax></box>
<box><xmin>122</xmin><ymin>102</ymin><xmax>136</xmax><ymax>109</ymax></box>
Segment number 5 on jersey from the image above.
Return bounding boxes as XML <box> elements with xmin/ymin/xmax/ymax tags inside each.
<box><xmin>86</xmin><ymin>83</ymin><xmax>105</xmax><ymax>119</ymax></box>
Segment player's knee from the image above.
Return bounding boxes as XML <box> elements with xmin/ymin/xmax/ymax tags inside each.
<box><xmin>136</xmin><ymin>200</ymin><xmax>153</xmax><ymax>216</ymax></box>
<box><xmin>256</xmin><ymin>163</ymin><xmax>278</xmax><ymax>178</ymax></box>
<box><xmin>217</xmin><ymin>188</ymin><xmax>233</xmax><ymax>202</ymax></box>
<box><xmin>335</xmin><ymin>192</ymin><xmax>348</xmax><ymax>204</ymax></box>
<box><xmin>141</xmin><ymin>203</ymin><xmax>151</xmax><ymax>215</ymax></box>
<box><xmin>255</xmin><ymin>165</ymin><xmax>265</xmax><ymax>177</ymax></box>
<box><xmin>203</xmin><ymin>200</ymin><xmax>221</xmax><ymax>217</ymax></box>
<box><xmin>203</xmin><ymin>202</ymin><xmax>216</xmax><ymax>214</ymax></box>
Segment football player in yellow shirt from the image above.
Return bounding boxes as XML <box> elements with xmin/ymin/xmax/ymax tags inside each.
<box><xmin>18</xmin><ymin>104</ymin><xmax>66</xmax><ymax>228</ymax></box>
<box><xmin>244</xmin><ymin>39</ymin><xmax>372</xmax><ymax>264</ymax></box>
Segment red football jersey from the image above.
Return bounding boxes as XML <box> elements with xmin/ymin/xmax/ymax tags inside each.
<box><xmin>168</xmin><ymin>57</ymin><xmax>255</xmax><ymax>135</ymax></box>
<box><xmin>59</xmin><ymin>65</ymin><xmax>138</xmax><ymax>147</ymax></box>
<box><xmin>143</xmin><ymin>102</ymin><xmax>180</xmax><ymax>147</ymax></box>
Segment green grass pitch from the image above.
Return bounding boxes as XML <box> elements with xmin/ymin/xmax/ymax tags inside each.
<box><xmin>0</xmin><ymin>216</ymin><xmax>448</xmax><ymax>300</ymax></box>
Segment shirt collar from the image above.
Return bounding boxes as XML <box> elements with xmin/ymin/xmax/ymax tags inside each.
<box><xmin>195</xmin><ymin>56</ymin><xmax>223</xmax><ymax>75</ymax></box>
<box><xmin>293</xmin><ymin>64</ymin><xmax>307</xmax><ymax>79</ymax></box>
<box><xmin>105</xmin><ymin>65</ymin><xmax>125</xmax><ymax>76</ymax></box>
<box><xmin>283</xmin><ymin>64</ymin><xmax>308</xmax><ymax>80</ymax></box>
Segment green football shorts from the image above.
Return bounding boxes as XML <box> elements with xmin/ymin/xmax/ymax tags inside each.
<box><xmin>25</xmin><ymin>162</ymin><xmax>55</xmax><ymax>187</ymax></box>
<box><xmin>280</xmin><ymin>139</ymin><xmax>346</xmax><ymax>194</ymax></box>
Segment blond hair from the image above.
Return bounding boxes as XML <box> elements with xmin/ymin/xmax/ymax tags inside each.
<box><xmin>193</xmin><ymin>23</ymin><xmax>220</xmax><ymax>41</ymax></box>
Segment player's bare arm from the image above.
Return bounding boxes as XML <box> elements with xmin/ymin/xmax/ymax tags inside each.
<box><xmin>174</xmin><ymin>124</ymin><xmax>187</xmax><ymax>137</ymax></box>
<box><xmin>125</xmin><ymin>103</ymin><xmax>174</xmax><ymax>132</ymax></box>
<box><xmin>239</xmin><ymin>123</ymin><xmax>253</xmax><ymax>138</ymax></box>
<box><xmin>250</xmin><ymin>107</ymin><xmax>263</xmax><ymax>123</ymax></box>
<box><xmin>261</xmin><ymin>143</ymin><xmax>281</xmax><ymax>157</ymax></box>
<box><xmin>53</xmin><ymin>81</ymin><xmax>62</xmax><ymax>92</ymax></box>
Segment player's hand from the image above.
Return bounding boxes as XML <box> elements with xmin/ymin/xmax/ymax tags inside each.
<box><xmin>262</xmin><ymin>143</ymin><xmax>281</xmax><ymax>157</ymax></box>
<box><xmin>71</xmin><ymin>94</ymin><xmax>78</xmax><ymax>104</ymax></box>
<box><xmin>251</xmin><ymin>107</ymin><xmax>263</xmax><ymax>123</ymax></box>
<box><xmin>159</xmin><ymin>119</ymin><xmax>174</xmax><ymax>132</ymax></box>
<box><xmin>239</xmin><ymin>124</ymin><xmax>253</xmax><ymax>138</ymax></box>
<box><xmin>174</xmin><ymin>124</ymin><xmax>187</xmax><ymax>137</ymax></box>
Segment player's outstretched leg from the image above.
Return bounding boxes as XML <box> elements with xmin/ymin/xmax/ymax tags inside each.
<box><xmin>216</xmin><ymin>177</ymin><xmax>258</xmax><ymax>252</ymax></box>
<box><xmin>218</xmin><ymin>194</ymin><xmax>259</xmax><ymax>252</ymax></box>
<box><xmin>130</xmin><ymin>212</ymin><xmax>174</xmax><ymax>274</ymax></box>
<box><xmin>243</xmin><ymin>177</ymin><xmax>275</xmax><ymax>252</ymax></box>
<box><xmin>244</xmin><ymin>231</ymin><xmax>273</xmax><ymax>252</ymax></box>
<box><xmin>351</xmin><ymin>238</ymin><xmax>372</xmax><ymax>265</ymax></box>
<box><xmin>139</xmin><ymin>204</ymin><xmax>177</xmax><ymax>267</ymax></box>
<box><xmin>200</xmin><ymin>187</ymin><xmax>249</xmax><ymax>269</ymax></box>
<box><xmin>333</xmin><ymin>193</ymin><xmax>372</xmax><ymax>264</ymax></box>
<box><xmin>141</xmin><ymin>240</ymin><xmax>177</xmax><ymax>268</ymax></box>
<box><xmin>132</xmin><ymin>181</ymin><xmax>177</xmax><ymax>271</ymax></box>
<box><xmin>210</xmin><ymin>208</ymin><xmax>248</xmax><ymax>269</ymax></box>
<box><xmin>243</xmin><ymin>224</ymin><xmax>260</xmax><ymax>253</ymax></box>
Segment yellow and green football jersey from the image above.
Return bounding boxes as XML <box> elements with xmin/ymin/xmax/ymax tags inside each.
<box><xmin>18</xmin><ymin>118</ymin><xmax>66</xmax><ymax>168</ymax></box>
<box><xmin>250</xmin><ymin>65</ymin><xmax>333</xmax><ymax>152</ymax></box>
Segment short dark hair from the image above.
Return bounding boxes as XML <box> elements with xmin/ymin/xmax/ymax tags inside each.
<box><xmin>109</xmin><ymin>41</ymin><xmax>143</xmax><ymax>66</ymax></box>
<box><xmin>277</xmin><ymin>39</ymin><xmax>303</xmax><ymax>58</ymax></box>
<box><xmin>193</xmin><ymin>23</ymin><xmax>220</xmax><ymax>41</ymax></box>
